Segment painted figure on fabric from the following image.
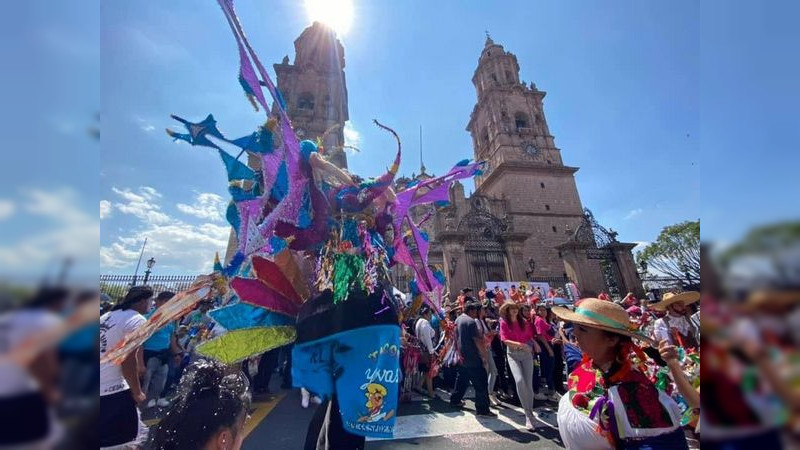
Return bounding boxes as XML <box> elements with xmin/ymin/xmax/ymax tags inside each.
<box><xmin>358</xmin><ymin>383</ymin><xmax>395</xmax><ymax>423</ymax></box>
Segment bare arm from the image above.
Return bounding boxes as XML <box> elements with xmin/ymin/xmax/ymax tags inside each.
<box><xmin>123</xmin><ymin>347</ymin><xmax>145</xmax><ymax>403</ymax></box>
<box><xmin>659</xmin><ymin>340</ymin><xmax>699</xmax><ymax>409</ymax></box>
<box><xmin>29</xmin><ymin>348</ymin><xmax>59</xmax><ymax>404</ymax></box>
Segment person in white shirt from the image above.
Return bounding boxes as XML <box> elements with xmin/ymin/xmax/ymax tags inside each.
<box><xmin>652</xmin><ymin>291</ymin><xmax>700</xmax><ymax>348</ymax></box>
<box><xmin>414</xmin><ymin>306</ymin><xmax>437</xmax><ymax>399</ymax></box>
<box><xmin>99</xmin><ymin>286</ymin><xmax>152</xmax><ymax>449</ymax></box>
<box><xmin>0</xmin><ymin>287</ymin><xmax>67</xmax><ymax>449</ymax></box>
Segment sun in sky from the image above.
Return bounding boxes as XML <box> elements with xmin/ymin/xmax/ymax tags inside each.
<box><xmin>304</xmin><ymin>0</ymin><xmax>354</xmax><ymax>36</ymax></box>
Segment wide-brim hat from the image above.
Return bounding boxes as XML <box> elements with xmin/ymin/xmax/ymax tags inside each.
<box><xmin>552</xmin><ymin>298</ymin><xmax>655</xmax><ymax>345</ymax></box>
<box><xmin>743</xmin><ymin>290</ymin><xmax>800</xmax><ymax>311</ymax></box>
<box><xmin>443</xmin><ymin>302</ymin><xmax>462</xmax><ymax>314</ymax></box>
<box><xmin>498</xmin><ymin>300</ymin><xmax>521</xmax><ymax>317</ymax></box>
<box><xmin>651</xmin><ymin>291</ymin><xmax>700</xmax><ymax>311</ymax></box>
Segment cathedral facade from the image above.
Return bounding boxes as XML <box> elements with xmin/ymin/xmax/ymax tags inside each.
<box><xmin>275</xmin><ymin>24</ymin><xmax>644</xmax><ymax>299</ymax></box>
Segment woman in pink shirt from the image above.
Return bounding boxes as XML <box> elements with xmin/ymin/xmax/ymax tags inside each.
<box><xmin>533</xmin><ymin>305</ymin><xmax>559</xmax><ymax>401</ymax></box>
<box><xmin>499</xmin><ymin>301</ymin><xmax>540</xmax><ymax>431</ymax></box>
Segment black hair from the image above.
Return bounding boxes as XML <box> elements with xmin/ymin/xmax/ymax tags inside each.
<box><xmin>75</xmin><ymin>289</ymin><xmax>98</xmax><ymax>304</ymax></box>
<box><xmin>156</xmin><ymin>291</ymin><xmax>176</xmax><ymax>302</ymax></box>
<box><xmin>26</xmin><ymin>286</ymin><xmax>69</xmax><ymax>309</ymax></box>
<box><xmin>148</xmin><ymin>359</ymin><xmax>251</xmax><ymax>450</ymax></box>
<box><xmin>113</xmin><ymin>285</ymin><xmax>153</xmax><ymax>311</ymax></box>
<box><xmin>464</xmin><ymin>298</ymin><xmax>481</xmax><ymax>314</ymax></box>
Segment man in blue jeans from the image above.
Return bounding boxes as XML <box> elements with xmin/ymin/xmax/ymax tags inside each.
<box><xmin>449</xmin><ymin>300</ymin><xmax>496</xmax><ymax>417</ymax></box>
<box><xmin>142</xmin><ymin>291</ymin><xmax>179</xmax><ymax>408</ymax></box>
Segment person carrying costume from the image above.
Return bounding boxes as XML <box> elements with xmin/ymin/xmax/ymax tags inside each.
<box><xmin>651</xmin><ymin>292</ymin><xmax>700</xmax><ymax>349</ymax></box>
<box><xmin>553</xmin><ymin>298</ymin><xmax>688</xmax><ymax>449</ymax></box>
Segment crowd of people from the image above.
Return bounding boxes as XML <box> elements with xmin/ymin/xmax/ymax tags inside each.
<box><xmin>395</xmin><ymin>285</ymin><xmax>705</xmax><ymax>447</ymax></box>
<box><xmin>91</xmin><ymin>273</ymin><xmax>800</xmax><ymax>450</ymax></box>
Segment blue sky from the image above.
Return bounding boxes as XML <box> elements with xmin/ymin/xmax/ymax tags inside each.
<box><xmin>87</xmin><ymin>0</ymin><xmax>788</xmax><ymax>275</ymax></box>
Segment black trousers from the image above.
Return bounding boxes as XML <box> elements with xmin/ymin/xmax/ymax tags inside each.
<box><xmin>552</xmin><ymin>343</ymin><xmax>566</xmax><ymax>393</ymax></box>
<box><xmin>450</xmin><ymin>365</ymin><xmax>491</xmax><ymax>414</ymax></box>
<box><xmin>281</xmin><ymin>344</ymin><xmax>294</xmax><ymax>387</ymax></box>
<box><xmin>491</xmin><ymin>337</ymin><xmax>510</xmax><ymax>394</ymax></box>
<box><xmin>254</xmin><ymin>348</ymin><xmax>280</xmax><ymax>393</ymax></box>
<box><xmin>99</xmin><ymin>389</ymin><xmax>138</xmax><ymax>447</ymax></box>
<box><xmin>305</xmin><ymin>395</ymin><xmax>365</xmax><ymax>450</ymax></box>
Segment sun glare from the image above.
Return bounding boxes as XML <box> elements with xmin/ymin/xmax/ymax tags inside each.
<box><xmin>304</xmin><ymin>0</ymin><xmax>354</xmax><ymax>36</ymax></box>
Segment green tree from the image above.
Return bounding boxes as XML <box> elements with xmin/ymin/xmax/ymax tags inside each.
<box><xmin>719</xmin><ymin>221</ymin><xmax>800</xmax><ymax>284</ymax></box>
<box><xmin>636</xmin><ymin>220</ymin><xmax>700</xmax><ymax>281</ymax></box>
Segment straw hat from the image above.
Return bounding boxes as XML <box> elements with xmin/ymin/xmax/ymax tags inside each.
<box><xmin>443</xmin><ymin>302</ymin><xmax>462</xmax><ymax>315</ymax></box>
<box><xmin>552</xmin><ymin>298</ymin><xmax>655</xmax><ymax>345</ymax></box>
<box><xmin>651</xmin><ymin>291</ymin><xmax>700</xmax><ymax>311</ymax></box>
<box><xmin>498</xmin><ymin>300</ymin><xmax>521</xmax><ymax>317</ymax></box>
<box><xmin>743</xmin><ymin>290</ymin><xmax>800</xmax><ymax>311</ymax></box>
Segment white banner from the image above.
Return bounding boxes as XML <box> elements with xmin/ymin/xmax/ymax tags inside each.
<box><xmin>484</xmin><ymin>281</ymin><xmax>551</xmax><ymax>299</ymax></box>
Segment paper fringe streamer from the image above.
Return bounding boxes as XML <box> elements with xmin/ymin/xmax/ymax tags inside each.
<box><xmin>101</xmin><ymin>277</ymin><xmax>214</xmax><ymax>365</ymax></box>
<box><xmin>332</xmin><ymin>253</ymin><xmax>366</xmax><ymax>304</ymax></box>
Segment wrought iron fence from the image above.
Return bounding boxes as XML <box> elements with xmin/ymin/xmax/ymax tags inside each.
<box><xmin>100</xmin><ymin>274</ymin><xmax>201</xmax><ymax>301</ymax></box>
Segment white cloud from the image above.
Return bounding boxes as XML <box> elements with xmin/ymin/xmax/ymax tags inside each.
<box><xmin>0</xmin><ymin>200</ymin><xmax>15</xmax><ymax>220</ymax></box>
<box><xmin>623</xmin><ymin>208</ymin><xmax>643</xmax><ymax>220</ymax></box>
<box><xmin>100</xmin><ymin>221</ymin><xmax>230</xmax><ymax>273</ymax></box>
<box><xmin>111</xmin><ymin>186</ymin><xmax>169</xmax><ymax>224</ymax></box>
<box><xmin>633</xmin><ymin>241</ymin><xmax>651</xmax><ymax>253</ymax></box>
<box><xmin>101</xmin><ymin>187</ymin><xmax>231</xmax><ymax>273</ymax></box>
<box><xmin>0</xmin><ymin>188</ymin><xmax>99</xmax><ymax>270</ymax></box>
<box><xmin>25</xmin><ymin>188</ymin><xmax>93</xmax><ymax>225</ymax></box>
<box><xmin>343</xmin><ymin>121</ymin><xmax>361</xmax><ymax>150</ymax></box>
<box><xmin>135</xmin><ymin>116</ymin><xmax>157</xmax><ymax>134</ymax></box>
<box><xmin>100</xmin><ymin>200</ymin><xmax>112</xmax><ymax>219</ymax></box>
<box><xmin>176</xmin><ymin>193</ymin><xmax>227</xmax><ymax>222</ymax></box>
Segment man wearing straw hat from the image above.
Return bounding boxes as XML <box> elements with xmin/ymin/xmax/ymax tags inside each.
<box><xmin>651</xmin><ymin>291</ymin><xmax>700</xmax><ymax>348</ymax></box>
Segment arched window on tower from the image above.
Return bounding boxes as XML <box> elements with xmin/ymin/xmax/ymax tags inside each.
<box><xmin>297</xmin><ymin>93</ymin><xmax>315</xmax><ymax>110</ymax></box>
<box><xmin>481</xmin><ymin>127</ymin><xmax>489</xmax><ymax>149</ymax></box>
<box><xmin>505</xmin><ymin>70</ymin><xmax>513</xmax><ymax>84</ymax></box>
<box><xmin>515</xmin><ymin>112</ymin><xmax>529</xmax><ymax>132</ymax></box>
<box><xmin>491</xmin><ymin>73</ymin><xmax>498</xmax><ymax>85</ymax></box>
<box><xmin>535</xmin><ymin>113</ymin><xmax>543</xmax><ymax>130</ymax></box>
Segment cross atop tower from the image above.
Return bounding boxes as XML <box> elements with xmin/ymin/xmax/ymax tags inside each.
<box><xmin>484</xmin><ymin>30</ymin><xmax>494</xmax><ymax>46</ymax></box>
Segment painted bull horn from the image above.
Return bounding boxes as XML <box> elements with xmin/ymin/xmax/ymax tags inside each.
<box><xmin>335</xmin><ymin>119</ymin><xmax>401</xmax><ymax>212</ymax></box>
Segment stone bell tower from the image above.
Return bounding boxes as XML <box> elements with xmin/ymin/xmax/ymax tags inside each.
<box><xmin>274</xmin><ymin>21</ymin><xmax>349</xmax><ymax>169</ymax></box>
<box><xmin>464</xmin><ymin>35</ymin><xmax>587</xmax><ymax>281</ymax></box>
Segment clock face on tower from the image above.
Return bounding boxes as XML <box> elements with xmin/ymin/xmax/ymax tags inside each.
<box><xmin>523</xmin><ymin>142</ymin><xmax>539</xmax><ymax>158</ymax></box>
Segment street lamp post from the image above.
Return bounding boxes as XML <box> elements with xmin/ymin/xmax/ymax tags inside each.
<box><xmin>143</xmin><ymin>257</ymin><xmax>156</xmax><ymax>285</ymax></box>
